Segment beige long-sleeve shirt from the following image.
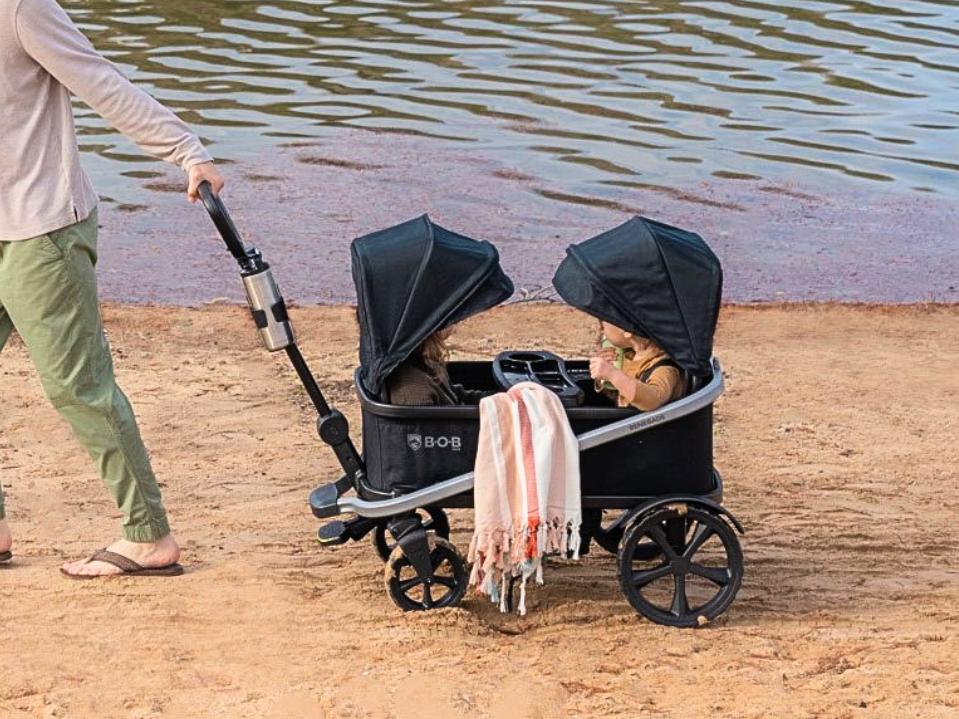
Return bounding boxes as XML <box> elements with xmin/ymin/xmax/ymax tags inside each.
<box><xmin>0</xmin><ymin>0</ymin><xmax>212</xmax><ymax>242</ymax></box>
<box><xmin>600</xmin><ymin>339</ymin><xmax>686</xmax><ymax>412</ymax></box>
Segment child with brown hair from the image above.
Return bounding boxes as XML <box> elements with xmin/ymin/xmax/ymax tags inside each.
<box><xmin>589</xmin><ymin>321</ymin><xmax>686</xmax><ymax>411</ymax></box>
<box><xmin>385</xmin><ymin>328</ymin><xmax>486</xmax><ymax>406</ymax></box>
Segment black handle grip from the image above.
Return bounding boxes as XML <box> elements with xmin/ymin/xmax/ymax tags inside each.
<box><xmin>198</xmin><ymin>181</ymin><xmax>258</xmax><ymax>267</ymax></box>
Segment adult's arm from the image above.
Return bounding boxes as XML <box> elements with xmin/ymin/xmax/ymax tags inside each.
<box><xmin>15</xmin><ymin>0</ymin><xmax>213</xmax><ymax>171</ymax></box>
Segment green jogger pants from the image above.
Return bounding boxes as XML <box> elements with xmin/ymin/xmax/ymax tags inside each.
<box><xmin>0</xmin><ymin>210</ymin><xmax>170</xmax><ymax>541</ymax></box>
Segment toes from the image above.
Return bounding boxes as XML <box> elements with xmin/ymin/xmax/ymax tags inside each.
<box><xmin>61</xmin><ymin>562</ymin><xmax>85</xmax><ymax>576</ymax></box>
<box><xmin>81</xmin><ymin>561</ymin><xmax>122</xmax><ymax>577</ymax></box>
<box><xmin>61</xmin><ymin>559</ymin><xmax>123</xmax><ymax>577</ymax></box>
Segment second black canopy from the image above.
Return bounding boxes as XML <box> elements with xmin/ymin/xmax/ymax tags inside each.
<box><xmin>552</xmin><ymin>216</ymin><xmax>722</xmax><ymax>376</ymax></box>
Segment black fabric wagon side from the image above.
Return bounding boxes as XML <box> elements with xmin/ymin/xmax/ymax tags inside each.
<box><xmin>357</xmin><ymin>360</ymin><xmax>716</xmax><ymax>503</ymax></box>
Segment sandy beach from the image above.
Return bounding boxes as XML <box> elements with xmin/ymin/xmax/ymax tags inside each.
<box><xmin>1</xmin><ymin>302</ymin><xmax>957</xmax><ymax>719</ymax></box>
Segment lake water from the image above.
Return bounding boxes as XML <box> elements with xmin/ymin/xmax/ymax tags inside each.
<box><xmin>62</xmin><ymin>0</ymin><xmax>959</xmax><ymax>302</ymax></box>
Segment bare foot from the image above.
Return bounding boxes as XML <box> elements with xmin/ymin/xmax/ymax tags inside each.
<box><xmin>60</xmin><ymin>533</ymin><xmax>180</xmax><ymax>577</ymax></box>
<box><xmin>0</xmin><ymin>519</ymin><xmax>11</xmax><ymax>555</ymax></box>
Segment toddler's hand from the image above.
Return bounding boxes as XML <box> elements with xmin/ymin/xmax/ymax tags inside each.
<box><xmin>590</xmin><ymin>356</ymin><xmax>614</xmax><ymax>382</ymax></box>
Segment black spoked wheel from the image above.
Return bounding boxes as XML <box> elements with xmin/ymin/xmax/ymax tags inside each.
<box><xmin>385</xmin><ymin>537</ymin><xmax>468</xmax><ymax>612</ymax></box>
<box><xmin>373</xmin><ymin>507</ymin><xmax>450</xmax><ymax>562</ymax></box>
<box><xmin>618</xmin><ymin>505</ymin><xmax>743</xmax><ymax>628</ymax></box>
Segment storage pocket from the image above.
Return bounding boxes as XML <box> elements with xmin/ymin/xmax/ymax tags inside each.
<box><xmin>35</xmin><ymin>234</ymin><xmax>67</xmax><ymax>262</ymax></box>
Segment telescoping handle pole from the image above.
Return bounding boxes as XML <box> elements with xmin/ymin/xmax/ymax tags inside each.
<box><xmin>197</xmin><ymin>181</ymin><xmax>292</xmax><ymax>351</ymax></box>
<box><xmin>196</xmin><ymin>181</ymin><xmax>365</xmax><ymax>483</ymax></box>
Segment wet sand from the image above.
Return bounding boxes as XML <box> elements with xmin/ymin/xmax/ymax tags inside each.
<box><xmin>96</xmin><ymin>129</ymin><xmax>958</xmax><ymax>305</ymax></box>
<box><xmin>1</xmin><ymin>302</ymin><xmax>957</xmax><ymax>718</ymax></box>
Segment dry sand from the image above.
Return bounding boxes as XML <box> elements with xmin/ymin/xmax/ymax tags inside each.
<box><xmin>1</xmin><ymin>303</ymin><xmax>957</xmax><ymax>719</ymax></box>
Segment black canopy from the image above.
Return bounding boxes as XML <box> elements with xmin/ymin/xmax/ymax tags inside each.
<box><xmin>353</xmin><ymin>214</ymin><xmax>514</xmax><ymax>394</ymax></box>
<box><xmin>552</xmin><ymin>216</ymin><xmax>722</xmax><ymax>376</ymax></box>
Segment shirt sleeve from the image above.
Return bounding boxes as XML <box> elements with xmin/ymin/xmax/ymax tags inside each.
<box><xmin>15</xmin><ymin>0</ymin><xmax>213</xmax><ymax>170</ymax></box>
<box><xmin>625</xmin><ymin>365</ymin><xmax>682</xmax><ymax>412</ymax></box>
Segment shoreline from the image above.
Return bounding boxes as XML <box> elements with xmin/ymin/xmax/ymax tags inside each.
<box><xmin>86</xmin><ymin>129</ymin><xmax>958</xmax><ymax>306</ymax></box>
<box><xmin>92</xmin><ymin>298</ymin><xmax>959</xmax><ymax>311</ymax></box>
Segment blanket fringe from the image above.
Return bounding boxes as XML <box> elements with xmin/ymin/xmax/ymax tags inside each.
<box><xmin>518</xmin><ymin>574</ymin><xmax>528</xmax><ymax>616</ymax></box>
<box><xmin>471</xmin><ymin>518</ymin><xmax>582</xmax><ymax>613</ymax></box>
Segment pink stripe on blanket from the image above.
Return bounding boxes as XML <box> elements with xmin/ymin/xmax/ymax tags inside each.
<box><xmin>511</xmin><ymin>388</ymin><xmax>541</xmax><ymax>559</ymax></box>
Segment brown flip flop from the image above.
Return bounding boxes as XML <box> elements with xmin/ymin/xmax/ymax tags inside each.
<box><xmin>60</xmin><ymin>549</ymin><xmax>184</xmax><ymax>579</ymax></box>
<box><xmin>0</xmin><ymin>550</ymin><xmax>11</xmax><ymax>564</ymax></box>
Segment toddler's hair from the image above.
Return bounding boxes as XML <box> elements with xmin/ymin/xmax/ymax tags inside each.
<box><xmin>354</xmin><ymin>306</ymin><xmax>450</xmax><ymax>378</ymax></box>
<box><xmin>418</xmin><ymin>332</ymin><xmax>450</xmax><ymax>377</ymax></box>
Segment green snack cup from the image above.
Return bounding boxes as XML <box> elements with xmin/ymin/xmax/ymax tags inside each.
<box><xmin>600</xmin><ymin>338</ymin><xmax>625</xmax><ymax>390</ymax></box>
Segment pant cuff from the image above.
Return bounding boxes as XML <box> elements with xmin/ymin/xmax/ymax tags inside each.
<box><xmin>123</xmin><ymin>516</ymin><xmax>171</xmax><ymax>543</ymax></box>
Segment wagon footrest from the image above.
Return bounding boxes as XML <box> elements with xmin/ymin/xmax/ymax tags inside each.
<box><xmin>317</xmin><ymin>520</ymin><xmax>350</xmax><ymax>545</ymax></box>
<box><xmin>309</xmin><ymin>475</ymin><xmax>352</xmax><ymax>519</ymax></box>
<box><xmin>317</xmin><ymin>516</ymin><xmax>377</xmax><ymax>546</ymax></box>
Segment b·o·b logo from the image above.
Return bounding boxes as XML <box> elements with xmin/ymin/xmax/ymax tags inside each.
<box><xmin>407</xmin><ymin>433</ymin><xmax>461</xmax><ymax>452</ymax></box>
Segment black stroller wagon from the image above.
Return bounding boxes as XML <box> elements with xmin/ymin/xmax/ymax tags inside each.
<box><xmin>199</xmin><ymin>184</ymin><xmax>744</xmax><ymax>628</ymax></box>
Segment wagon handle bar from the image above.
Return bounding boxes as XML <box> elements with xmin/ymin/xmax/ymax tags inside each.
<box><xmin>197</xmin><ymin>181</ymin><xmax>257</xmax><ymax>268</ymax></box>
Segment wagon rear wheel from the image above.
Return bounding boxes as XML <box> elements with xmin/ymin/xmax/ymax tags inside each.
<box><xmin>374</xmin><ymin>507</ymin><xmax>450</xmax><ymax>562</ymax></box>
<box><xmin>618</xmin><ymin>505</ymin><xmax>743</xmax><ymax>628</ymax></box>
<box><xmin>385</xmin><ymin>536</ymin><xmax>467</xmax><ymax>612</ymax></box>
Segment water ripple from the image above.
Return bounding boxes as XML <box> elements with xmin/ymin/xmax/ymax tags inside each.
<box><xmin>66</xmin><ymin>0</ymin><xmax>959</xmax><ymax>201</ymax></box>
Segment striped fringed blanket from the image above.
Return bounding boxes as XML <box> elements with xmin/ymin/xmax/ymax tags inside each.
<box><xmin>467</xmin><ymin>381</ymin><xmax>582</xmax><ymax>615</ymax></box>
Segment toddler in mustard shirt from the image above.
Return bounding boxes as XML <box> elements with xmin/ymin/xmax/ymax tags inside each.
<box><xmin>589</xmin><ymin>321</ymin><xmax>685</xmax><ymax>411</ymax></box>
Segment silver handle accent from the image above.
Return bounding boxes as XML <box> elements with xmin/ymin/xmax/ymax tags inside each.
<box><xmin>242</xmin><ymin>268</ymin><xmax>294</xmax><ymax>351</ymax></box>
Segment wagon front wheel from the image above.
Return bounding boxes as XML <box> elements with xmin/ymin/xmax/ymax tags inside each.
<box><xmin>618</xmin><ymin>505</ymin><xmax>743</xmax><ymax>628</ymax></box>
<box><xmin>385</xmin><ymin>536</ymin><xmax>467</xmax><ymax>612</ymax></box>
<box><xmin>374</xmin><ymin>507</ymin><xmax>450</xmax><ymax>562</ymax></box>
